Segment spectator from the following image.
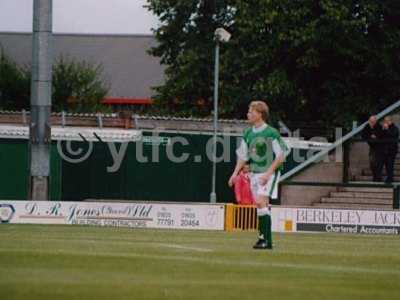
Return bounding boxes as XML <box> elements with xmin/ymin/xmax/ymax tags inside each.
<box><xmin>361</xmin><ymin>115</ymin><xmax>384</xmax><ymax>182</ymax></box>
<box><xmin>233</xmin><ymin>164</ymin><xmax>255</xmax><ymax>205</ymax></box>
<box><xmin>382</xmin><ymin>116</ymin><xmax>399</xmax><ymax>183</ymax></box>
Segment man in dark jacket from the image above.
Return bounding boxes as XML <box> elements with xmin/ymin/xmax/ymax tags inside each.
<box><xmin>382</xmin><ymin>116</ymin><xmax>399</xmax><ymax>183</ymax></box>
<box><xmin>362</xmin><ymin>115</ymin><xmax>384</xmax><ymax>182</ymax></box>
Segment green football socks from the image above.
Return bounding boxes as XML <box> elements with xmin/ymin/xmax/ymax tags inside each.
<box><xmin>257</xmin><ymin>207</ymin><xmax>272</xmax><ymax>248</ymax></box>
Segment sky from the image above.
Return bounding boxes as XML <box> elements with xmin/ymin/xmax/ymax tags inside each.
<box><xmin>0</xmin><ymin>0</ymin><xmax>158</xmax><ymax>34</ymax></box>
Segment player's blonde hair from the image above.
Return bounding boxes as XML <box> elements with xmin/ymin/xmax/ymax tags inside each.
<box><xmin>249</xmin><ymin>101</ymin><xmax>269</xmax><ymax>121</ymax></box>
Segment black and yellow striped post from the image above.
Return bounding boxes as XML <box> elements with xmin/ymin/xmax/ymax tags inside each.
<box><xmin>225</xmin><ymin>204</ymin><xmax>258</xmax><ymax>231</ymax></box>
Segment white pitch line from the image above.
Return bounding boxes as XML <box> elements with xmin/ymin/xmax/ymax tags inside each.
<box><xmin>2</xmin><ymin>248</ymin><xmax>399</xmax><ymax>276</ymax></box>
<box><xmin>156</xmin><ymin>243</ymin><xmax>213</xmax><ymax>253</ymax></box>
<box><xmin>148</xmin><ymin>254</ymin><xmax>400</xmax><ymax>276</ymax></box>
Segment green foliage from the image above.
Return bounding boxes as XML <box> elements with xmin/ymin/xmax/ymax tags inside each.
<box><xmin>147</xmin><ymin>0</ymin><xmax>400</xmax><ymax>129</ymax></box>
<box><xmin>0</xmin><ymin>47</ymin><xmax>30</xmax><ymax>110</ymax></box>
<box><xmin>0</xmin><ymin>49</ymin><xmax>110</xmax><ymax>113</ymax></box>
<box><xmin>145</xmin><ymin>0</ymin><xmax>236</xmax><ymax>117</ymax></box>
<box><xmin>52</xmin><ymin>57</ymin><xmax>110</xmax><ymax>113</ymax></box>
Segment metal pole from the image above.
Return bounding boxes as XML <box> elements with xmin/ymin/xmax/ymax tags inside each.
<box><xmin>210</xmin><ymin>41</ymin><xmax>220</xmax><ymax>203</ymax></box>
<box><xmin>29</xmin><ymin>0</ymin><xmax>53</xmax><ymax>200</ymax></box>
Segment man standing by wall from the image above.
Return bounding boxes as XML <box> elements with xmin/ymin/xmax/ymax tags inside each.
<box><xmin>362</xmin><ymin>116</ymin><xmax>384</xmax><ymax>182</ymax></box>
<box><xmin>382</xmin><ymin>116</ymin><xmax>399</xmax><ymax>183</ymax></box>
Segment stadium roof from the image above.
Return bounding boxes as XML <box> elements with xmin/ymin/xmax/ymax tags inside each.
<box><xmin>0</xmin><ymin>123</ymin><xmax>331</xmax><ymax>150</ymax></box>
<box><xmin>0</xmin><ymin>125</ymin><xmax>141</xmax><ymax>143</ymax></box>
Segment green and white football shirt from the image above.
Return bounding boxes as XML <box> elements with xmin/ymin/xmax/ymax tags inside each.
<box><xmin>236</xmin><ymin>124</ymin><xmax>290</xmax><ymax>174</ymax></box>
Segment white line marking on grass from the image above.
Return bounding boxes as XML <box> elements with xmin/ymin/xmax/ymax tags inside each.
<box><xmin>2</xmin><ymin>248</ymin><xmax>399</xmax><ymax>276</ymax></box>
<box><xmin>142</xmin><ymin>254</ymin><xmax>400</xmax><ymax>276</ymax></box>
<box><xmin>156</xmin><ymin>243</ymin><xmax>213</xmax><ymax>253</ymax></box>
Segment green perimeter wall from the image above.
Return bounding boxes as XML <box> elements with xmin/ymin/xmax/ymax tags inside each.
<box><xmin>0</xmin><ymin>139</ymin><xmax>62</xmax><ymax>200</ymax></box>
<box><xmin>0</xmin><ymin>132</ymin><xmax>305</xmax><ymax>203</ymax></box>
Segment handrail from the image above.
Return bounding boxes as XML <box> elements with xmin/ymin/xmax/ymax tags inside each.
<box><xmin>281</xmin><ymin>100</ymin><xmax>400</xmax><ymax>181</ymax></box>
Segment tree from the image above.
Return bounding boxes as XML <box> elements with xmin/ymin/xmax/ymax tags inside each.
<box><xmin>0</xmin><ymin>47</ymin><xmax>30</xmax><ymax>110</ymax></box>
<box><xmin>0</xmin><ymin>50</ymin><xmax>110</xmax><ymax>113</ymax></box>
<box><xmin>146</xmin><ymin>0</ymin><xmax>236</xmax><ymax>116</ymax></box>
<box><xmin>52</xmin><ymin>57</ymin><xmax>109</xmax><ymax>113</ymax></box>
<box><xmin>146</xmin><ymin>0</ymin><xmax>400</xmax><ymax>130</ymax></box>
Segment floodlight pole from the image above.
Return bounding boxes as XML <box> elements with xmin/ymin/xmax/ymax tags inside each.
<box><xmin>210</xmin><ymin>28</ymin><xmax>231</xmax><ymax>203</ymax></box>
<box><xmin>210</xmin><ymin>39</ymin><xmax>220</xmax><ymax>204</ymax></box>
<box><xmin>29</xmin><ymin>0</ymin><xmax>53</xmax><ymax>200</ymax></box>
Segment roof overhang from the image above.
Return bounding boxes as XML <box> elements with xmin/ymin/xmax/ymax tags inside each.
<box><xmin>0</xmin><ymin>125</ymin><xmax>142</xmax><ymax>143</ymax></box>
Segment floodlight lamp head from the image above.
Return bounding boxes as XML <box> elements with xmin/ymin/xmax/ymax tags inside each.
<box><xmin>215</xmin><ymin>28</ymin><xmax>231</xmax><ymax>43</ymax></box>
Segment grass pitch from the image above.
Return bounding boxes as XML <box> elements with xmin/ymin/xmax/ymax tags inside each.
<box><xmin>0</xmin><ymin>225</ymin><xmax>399</xmax><ymax>300</ymax></box>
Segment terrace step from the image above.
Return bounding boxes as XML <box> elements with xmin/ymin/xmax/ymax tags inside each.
<box><xmin>330</xmin><ymin>192</ymin><xmax>392</xmax><ymax>199</ymax></box>
<box><xmin>354</xmin><ymin>175</ymin><xmax>400</xmax><ymax>182</ymax></box>
<box><xmin>321</xmin><ymin>197</ymin><xmax>392</xmax><ymax>205</ymax></box>
<box><xmin>338</xmin><ymin>187</ymin><xmax>393</xmax><ymax>193</ymax></box>
<box><xmin>313</xmin><ymin>203</ymin><xmax>392</xmax><ymax>210</ymax></box>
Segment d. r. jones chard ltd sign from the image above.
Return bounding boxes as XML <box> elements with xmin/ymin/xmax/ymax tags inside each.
<box><xmin>0</xmin><ymin>201</ymin><xmax>226</xmax><ymax>230</ymax></box>
<box><xmin>23</xmin><ymin>202</ymin><xmax>153</xmax><ymax>227</ymax></box>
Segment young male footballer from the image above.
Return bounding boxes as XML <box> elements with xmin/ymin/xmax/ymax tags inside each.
<box><xmin>228</xmin><ymin>101</ymin><xmax>289</xmax><ymax>249</ymax></box>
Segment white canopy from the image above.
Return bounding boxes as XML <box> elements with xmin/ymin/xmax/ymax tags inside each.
<box><xmin>0</xmin><ymin>125</ymin><xmax>142</xmax><ymax>143</ymax></box>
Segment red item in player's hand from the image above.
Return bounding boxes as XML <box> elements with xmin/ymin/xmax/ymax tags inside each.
<box><xmin>234</xmin><ymin>171</ymin><xmax>255</xmax><ymax>205</ymax></box>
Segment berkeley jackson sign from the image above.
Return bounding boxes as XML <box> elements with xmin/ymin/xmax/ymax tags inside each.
<box><xmin>0</xmin><ymin>201</ymin><xmax>225</xmax><ymax>231</ymax></box>
<box><xmin>294</xmin><ymin>208</ymin><xmax>400</xmax><ymax>235</ymax></box>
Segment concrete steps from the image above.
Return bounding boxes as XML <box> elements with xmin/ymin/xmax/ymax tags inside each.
<box><xmin>313</xmin><ymin>186</ymin><xmax>393</xmax><ymax>209</ymax></box>
<box><xmin>330</xmin><ymin>191</ymin><xmax>392</xmax><ymax>199</ymax></box>
<box><xmin>313</xmin><ymin>203</ymin><xmax>393</xmax><ymax>210</ymax></box>
<box><xmin>355</xmin><ymin>175</ymin><xmax>400</xmax><ymax>182</ymax></box>
<box><xmin>351</xmin><ymin>145</ymin><xmax>400</xmax><ymax>188</ymax></box>
<box><xmin>321</xmin><ymin>197</ymin><xmax>392</xmax><ymax>205</ymax></box>
<box><xmin>362</xmin><ymin>167</ymin><xmax>400</xmax><ymax>176</ymax></box>
<box><xmin>339</xmin><ymin>187</ymin><xmax>392</xmax><ymax>193</ymax></box>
